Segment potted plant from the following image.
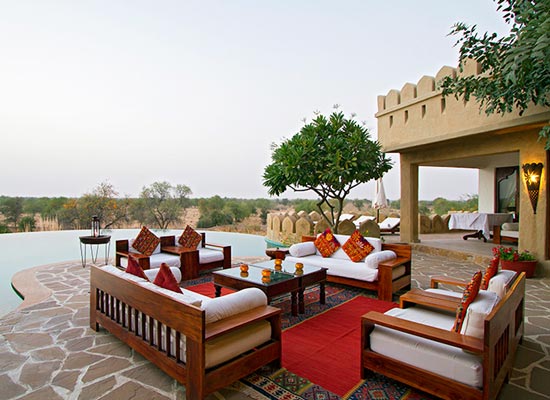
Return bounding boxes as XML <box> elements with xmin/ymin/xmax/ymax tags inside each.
<box><xmin>493</xmin><ymin>246</ymin><xmax>537</xmax><ymax>278</ymax></box>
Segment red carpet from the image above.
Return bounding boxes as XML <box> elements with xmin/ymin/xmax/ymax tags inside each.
<box><xmin>184</xmin><ymin>282</ymin><xmax>234</xmax><ymax>297</ymax></box>
<box><xmin>282</xmin><ymin>296</ymin><xmax>397</xmax><ymax>396</ymax></box>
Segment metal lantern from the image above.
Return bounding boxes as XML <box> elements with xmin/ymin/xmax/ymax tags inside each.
<box><xmin>91</xmin><ymin>216</ymin><xmax>101</xmax><ymax>237</ymax></box>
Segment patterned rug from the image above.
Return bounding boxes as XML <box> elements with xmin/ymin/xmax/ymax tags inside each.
<box><xmin>183</xmin><ymin>274</ymin><xmax>435</xmax><ymax>400</ymax></box>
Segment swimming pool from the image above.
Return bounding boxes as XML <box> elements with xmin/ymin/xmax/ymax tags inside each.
<box><xmin>0</xmin><ymin>229</ymin><xmax>267</xmax><ymax>317</ymax></box>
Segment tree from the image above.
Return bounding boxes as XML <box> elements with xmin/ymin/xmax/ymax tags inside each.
<box><xmin>263</xmin><ymin>110</ymin><xmax>392</xmax><ymax>232</ymax></box>
<box><xmin>137</xmin><ymin>181</ymin><xmax>192</xmax><ymax>229</ymax></box>
<box><xmin>440</xmin><ymin>0</ymin><xmax>550</xmax><ymax>148</ymax></box>
<box><xmin>78</xmin><ymin>182</ymin><xmax>130</xmax><ymax>229</ymax></box>
<box><xmin>0</xmin><ymin>197</ymin><xmax>23</xmax><ymax>229</ymax></box>
<box><xmin>18</xmin><ymin>216</ymin><xmax>36</xmax><ymax>232</ymax></box>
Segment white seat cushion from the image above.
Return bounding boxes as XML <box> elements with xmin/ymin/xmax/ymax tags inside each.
<box><xmin>286</xmin><ymin>255</ymin><xmax>379</xmax><ymax>282</ymax></box>
<box><xmin>198</xmin><ymin>248</ymin><xmax>224</xmax><ymax>264</ymax></box>
<box><xmin>364</xmin><ymin>250</ymin><xmax>397</xmax><ymax>269</ymax></box>
<box><xmin>370</xmin><ymin>307</ymin><xmax>483</xmax><ymax>388</ymax></box>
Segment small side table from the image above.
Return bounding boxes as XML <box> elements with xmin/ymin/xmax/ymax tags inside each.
<box><xmin>79</xmin><ymin>235</ymin><xmax>111</xmax><ymax>268</ymax></box>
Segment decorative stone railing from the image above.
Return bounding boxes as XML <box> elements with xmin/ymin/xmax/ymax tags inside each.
<box><xmin>265</xmin><ymin>211</ymin><xmax>454</xmax><ymax>247</ymax></box>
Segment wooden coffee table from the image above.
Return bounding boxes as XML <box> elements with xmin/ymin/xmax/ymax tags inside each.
<box><xmin>212</xmin><ymin>265</ymin><xmax>301</xmax><ymax>315</ymax></box>
<box><xmin>250</xmin><ymin>259</ymin><xmax>327</xmax><ymax>314</ymax></box>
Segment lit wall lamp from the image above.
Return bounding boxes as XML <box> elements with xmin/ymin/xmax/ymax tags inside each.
<box><xmin>522</xmin><ymin>162</ymin><xmax>544</xmax><ymax>214</ymax></box>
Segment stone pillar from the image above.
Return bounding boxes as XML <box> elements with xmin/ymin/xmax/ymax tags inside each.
<box><xmin>401</xmin><ymin>155</ymin><xmax>419</xmax><ymax>243</ymax></box>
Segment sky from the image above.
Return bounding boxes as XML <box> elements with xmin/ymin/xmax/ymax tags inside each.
<box><xmin>0</xmin><ymin>1</ymin><xmax>511</xmax><ymax>202</ymax></box>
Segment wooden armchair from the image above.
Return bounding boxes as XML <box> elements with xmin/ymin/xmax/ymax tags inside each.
<box><xmin>161</xmin><ymin>233</ymin><xmax>231</xmax><ymax>280</ymax></box>
<box><xmin>115</xmin><ymin>235</ymin><xmax>178</xmax><ymax>270</ymax></box>
<box><xmin>361</xmin><ymin>273</ymin><xmax>525</xmax><ymax>400</ymax></box>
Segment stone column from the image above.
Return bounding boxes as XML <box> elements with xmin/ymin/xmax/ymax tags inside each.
<box><xmin>400</xmin><ymin>155</ymin><xmax>419</xmax><ymax>243</ymax></box>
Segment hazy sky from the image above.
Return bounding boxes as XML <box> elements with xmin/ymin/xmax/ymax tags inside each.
<box><xmin>0</xmin><ymin>1</ymin><xmax>510</xmax><ymax>201</ymax></box>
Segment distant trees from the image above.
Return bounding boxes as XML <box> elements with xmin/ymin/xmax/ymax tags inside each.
<box><xmin>197</xmin><ymin>196</ymin><xmax>258</xmax><ymax>228</ymax></box>
<box><xmin>263</xmin><ymin>110</ymin><xmax>392</xmax><ymax>233</ymax></box>
<box><xmin>0</xmin><ymin>197</ymin><xmax>24</xmax><ymax>230</ymax></box>
<box><xmin>57</xmin><ymin>182</ymin><xmax>130</xmax><ymax>230</ymax></box>
<box><xmin>131</xmin><ymin>181</ymin><xmax>192</xmax><ymax>229</ymax></box>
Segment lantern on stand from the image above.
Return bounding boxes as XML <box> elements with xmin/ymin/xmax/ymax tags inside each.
<box><xmin>91</xmin><ymin>216</ymin><xmax>101</xmax><ymax>237</ymax></box>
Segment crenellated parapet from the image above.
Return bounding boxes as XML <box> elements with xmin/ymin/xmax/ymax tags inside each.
<box><xmin>265</xmin><ymin>211</ymin><xmax>452</xmax><ymax>246</ymax></box>
<box><xmin>375</xmin><ymin>60</ymin><xmax>549</xmax><ymax>152</ymax></box>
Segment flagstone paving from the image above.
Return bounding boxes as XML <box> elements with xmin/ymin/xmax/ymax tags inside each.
<box><xmin>1</xmin><ymin>252</ymin><xmax>549</xmax><ymax>399</ymax></box>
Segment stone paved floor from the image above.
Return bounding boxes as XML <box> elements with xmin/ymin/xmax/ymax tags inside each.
<box><xmin>1</xmin><ymin>251</ymin><xmax>549</xmax><ymax>399</ymax></box>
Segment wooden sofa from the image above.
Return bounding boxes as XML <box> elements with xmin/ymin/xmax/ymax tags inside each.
<box><xmin>361</xmin><ymin>272</ymin><xmax>525</xmax><ymax>400</ymax></box>
<box><xmin>115</xmin><ymin>233</ymin><xmax>231</xmax><ymax>280</ymax></box>
<box><xmin>492</xmin><ymin>223</ymin><xmax>519</xmax><ymax>245</ymax></box>
<box><xmin>286</xmin><ymin>235</ymin><xmax>412</xmax><ymax>301</ymax></box>
<box><xmin>90</xmin><ymin>265</ymin><xmax>282</xmax><ymax>399</ymax></box>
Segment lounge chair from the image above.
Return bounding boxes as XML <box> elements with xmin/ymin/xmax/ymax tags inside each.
<box><xmin>378</xmin><ymin>217</ymin><xmax>400</xmax><ymax>234</ymax></box>
<box><xmin>493</xmin><ymin>222</ymin><xmax>519</xmax><ymax>244</ymax></box>
<box><xmin>353</xmin><ymin>215</ymin><xmax>375</xmax><ymax>229</ymax></box>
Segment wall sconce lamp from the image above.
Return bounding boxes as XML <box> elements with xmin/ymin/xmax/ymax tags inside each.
<box><xmin>522</xmin><ymin>162</ymin><xmax>544</xmax><ymax>214</ymax></box>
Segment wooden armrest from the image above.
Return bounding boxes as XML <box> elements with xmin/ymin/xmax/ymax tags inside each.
<box><xmin>400</xmin><ymin>288</ymin><xmax>461</xmax><ymax>312</ymax></box>
<box><xmin>362</xmin><ymin>311</ymin><xmax>482</xmax><ymax>353</ymax></box>
<box><xmin>430</xmin><ymin>275</ymin><xmax>468</xmax><ymax>289</ymax></box>
<box><xmin>205</xmin><ymin>305</ymin><xmax>281</xmax><ymax>341</ymax></box>
<box><xmin>116</xmin><ymin>250</ymin><xmax>149</xmax><ymax>260</ymax></box>
<box><xmin>205</xmin><ymin>242</ymin><xmax>231</xmax><ymax>250</ymax></box>
<box><xmin>379</xmin><ymin>256</ymin><xmax>410</xmax><ymax>269</ymax></box>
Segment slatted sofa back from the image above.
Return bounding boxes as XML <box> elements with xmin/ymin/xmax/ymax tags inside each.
<box><xmin>89</xmin><ymin>265</ymin><xmax>281</xmax><ymax>399</ymax></box>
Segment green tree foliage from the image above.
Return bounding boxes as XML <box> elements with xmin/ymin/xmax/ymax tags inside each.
<box><xmin>432</xmin><ymin>195</ymin><xmax>479</xmax><ymax>215</ymax></box>
<box><xmin>23</xmin><ymin>197</ymin><xmax>68</xmax><ymax>219</ymax></box>
<box><xmin>197</xmin><ymin>209</ymin><xmax>234</xmax><ymax>228</ymax></box>
<box><xmin>263</xmin><ymin>110</ymin><xmax>392</xmax><ymax>232</ymax></box>
<box><xmin>0</xmin><ymin>197</ymin><xmax>24</xmax><ymax>229</ymax></box>
<box><xmin>135</xmin><ymin>181</ymin><xmax>192</xmax><ymax>229</ymax></box>
<box><xmin>440</xmin><ymin>0</ymin><xmax>550</xmax><ymax>148</ymax></box>
<box><xmin>18</xmin><ymin>216</ymin><xmax>36</xmax><ymax>232</ymax></box>
<box><xmin>292</xmin><ymin>199</ymin><xmax>319</xmax><ymax>214</ymax></box>
<box><xmin>197</xmin><ymin>196</ymin><xmax>258</xmax><ymax>228</ymax></box>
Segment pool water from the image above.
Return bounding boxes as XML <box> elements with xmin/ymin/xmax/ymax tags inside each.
<box><xmin>0</xmin><ymin>229</ymin><xmax>267</xmax><ymax>317</ymax></box>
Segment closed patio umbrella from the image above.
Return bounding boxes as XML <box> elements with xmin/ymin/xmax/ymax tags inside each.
<box><xmin>373</xmin><ymin>178</ymin><xmax>388</xmax><ymax>223</ymax></box>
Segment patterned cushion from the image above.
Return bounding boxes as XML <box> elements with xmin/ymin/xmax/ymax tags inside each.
<box><xmin>342</xmin><ymin>230</ymin><xmax>375</xmax><ymax>262</ymax></box>
<box><xmin>452</xmin><ymin>271</ymin><xmax>482</xmax><ymax>333</ymax></box>
<box><xmin>178</xmin><ymin>225</ymin><xmax>202</xmax><ymax>249</ymax></box>
<box><xmin>132</xmin><ymin>226</ymin><xmax>160</xmax><ymax>256</ymax></box>
<box><xmin>125</xmin><ymin>255</ymin><xmax>148</xmax><ymax>280</ymax></box>
<box><xmin>153</xmin><ymin>263</ymin><xmax>182</xmax><ymax>293</ymax></box>
<box><xmin>481</xmin><ymin>257</ymin><xmax>499</xmax><ymax>290</ymax></box>
<box><xmin>314</xmin><ymin>228</ymin><xmax>341</xmax><ymax>258</ymax></box>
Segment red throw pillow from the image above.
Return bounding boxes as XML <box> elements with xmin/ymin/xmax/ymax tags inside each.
<box><xmin>132</xmin><ymin>226</ymin><xmax>160</xmax><ymax>256</ymax></box>
<box><xmin>452</xmin><ymin>270</ymin><xmax>482</xmax><ymax>333</ymax></box>
<box><xmin>481</xmin><ymin>257</ymin><xmax>499</xmax><ymax>290</ymax></box>
<box><xmin>125</xmin><ymin>255</ymin><xmax>148</xmax><ymax>280</ymax></box>
<box><xmin>178</xmin><ymin>225</ymin><xmax>202</xmax><ymax>249</ymax></box>
<box><xmin>153</xmin><ymin>263</ymin><xmax>182</xmax><ymax>294</ymax></box>
<box><xmin>314</xmin><ymin>228</ymin><xmax>341</xmax><ymax>258</ymax></box>
<box><xmin>342</xmin><ymin>230</ymin><xmax>375</xmax><ymax>262</ymax></box>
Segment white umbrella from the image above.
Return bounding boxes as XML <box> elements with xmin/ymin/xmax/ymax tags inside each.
<box><xmin>373</xmin><ymin>178</ymin><xmax>388</xmax><ymax>223</ymax></box>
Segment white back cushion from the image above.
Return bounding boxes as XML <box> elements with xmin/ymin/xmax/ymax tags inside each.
<box><xmin>460</xmin><ymin>290</ymin><xmax>499</xmax><ymax>338</ymax></box>
<box><xmin>487</xmin><ymin>270</ymin><xmax>516</xmax><ymax>299</ymax></box>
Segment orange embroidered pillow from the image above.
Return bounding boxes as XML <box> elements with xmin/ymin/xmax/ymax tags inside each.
<box><xmin>342</xmin><ymin>230</ymin><xmax>375</xmax><ymax>262</ymax></box>
<box><xmin>314</xmin><ymin>228</ymin><xmax>341</xmax><ymax>258</ymax></box>
<box><xmin>178</xmin><ymin>225</ymin><xmax>202</xmax><ymax>249</ymax></box>
<box><xmin>125</xmin><ymin>255</ymin><xmax>148</xmax><ymax>280</ymax></box>
<box><xmin>452</xmin><ymin>270</ymin><xmax>482</xmax><ymax>333</ymax></box>
<box><xmin>481</xmin><ymin>257</ymin><xmax>499</xmax><ymax>290</ymax></box>
<box><xmin>132</xmin><ymin>226</ymin><xmax>160</xmax><ymax>256</ymax></box>
<box><xmin>153</xmin><ymin>263</ymin><xmax>182</xmax><ymax>294</ymax></box>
